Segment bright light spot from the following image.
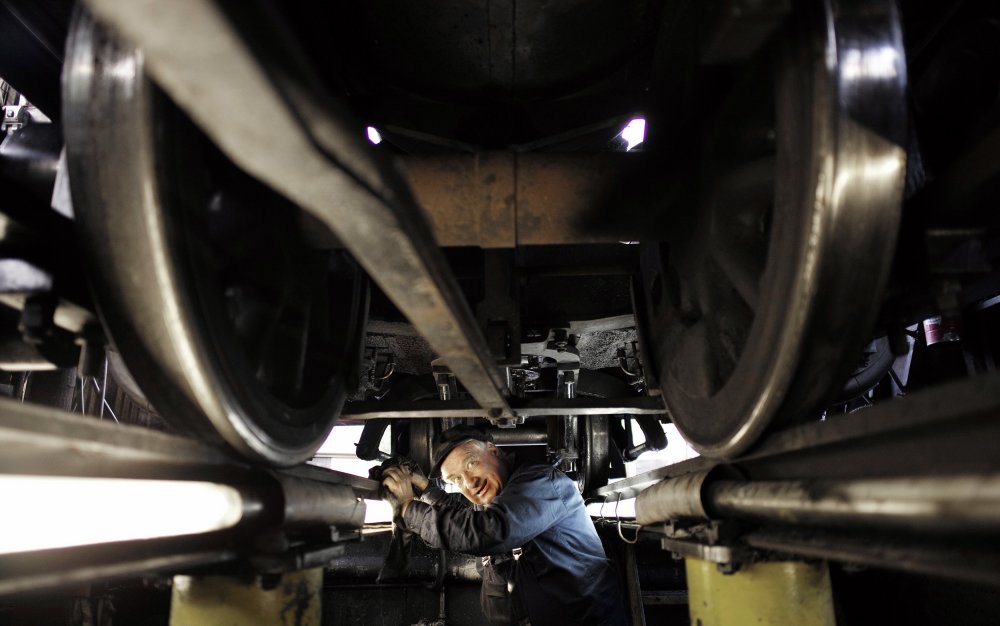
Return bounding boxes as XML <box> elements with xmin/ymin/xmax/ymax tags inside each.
<box><xmin>620</xmin><ymin>118</ymin><xmax>646</xmax><ymax>151</ymax></box>
<box><xmin>364</xmin><ymin>499</ymin><xmax>393</xmax><ymax>524</ymax></box>
<box><xmin>841</xmin><ymin>46</ymin><xmax>900</xmax><ymax>82</ymax></box>
<box><xmin>366</xmin><ymin>126</ymin><xmax>383</xmax><ymax>145</ymax></box>
<box><xmin>0</xmin><ymin>476</ymin><xmax>243</xmax><ymax>554</ymax></box>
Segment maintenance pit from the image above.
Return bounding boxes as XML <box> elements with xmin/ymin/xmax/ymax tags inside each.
<box><xmin>1</xmin><ymin>0</ymin><xmax>1000</xmax><ymax>624</ymax></box>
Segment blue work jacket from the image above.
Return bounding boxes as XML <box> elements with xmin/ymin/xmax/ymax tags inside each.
<box><xmin>404</xmin><ymin>460</ymin><xmax>626</xmax><ymax>626</ymax></box>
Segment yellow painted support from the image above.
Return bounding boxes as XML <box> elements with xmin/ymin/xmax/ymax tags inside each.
<box><xmin>686</xmin><ymin>559</ymin><xmax>835</xmax><ymax>626</ymax></box>
<box><xmin>170</xmin><ymin>567</ymin><xmax>322</xmax><ymax>626</ymax></box>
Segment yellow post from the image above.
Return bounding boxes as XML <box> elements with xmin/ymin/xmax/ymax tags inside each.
<box><xmin>170</xmin><ymin>567</ymin><xmax>322</xmax><ymax>626</ymax></box>
<box><xmin>686</xmin><ymin>559</ymin><xmax>835</xmax><ymax>626</ymax></box>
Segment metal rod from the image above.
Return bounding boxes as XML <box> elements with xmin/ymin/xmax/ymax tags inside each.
<box><xmin>341</xmin><ymin>397</ymin><xmax>667</xmax><ymax>420</ymax></box>
<box><xmin>102</xmin><ymin>399</ymin><xmax>119</xmax><ymax>424</ymax></box>
<box><xmin>99</xmin><ymin>355</ymin><xmax>108</xmax><ymax>418</ymax></box>
<box><xmin>706</xmin><ymin>475</ymin><xmax>1000</xmax><ymax>533</ymax></box>
<box><xmin>89</xmin><ymin>377</ymin><xmax>120</xmax><ymax>423</ymax></box>
<box><xmin>635</xmin><ymin>470</ymin><xmax>1000</xmax><ymax>533</ymax></box>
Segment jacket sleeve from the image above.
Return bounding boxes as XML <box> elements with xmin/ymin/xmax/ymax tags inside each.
<box><xmin>417</xmin><ymin>483</ymin><xmax>471</xmax><ymax>509</ymax></box>
<box><xmin>403</xmin><ymin>467</ymin><xmax>570</xmax><ymax>555</ymax></box>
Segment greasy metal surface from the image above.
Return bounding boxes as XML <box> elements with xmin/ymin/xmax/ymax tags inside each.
<box><xmin>660</xmin><ymin>538</ymin><xmax>738</xmax><ymax>567</ymax></box>
<box><xmin>403</xmin><ymin>152</ymin><xmax>637</xmax><ymax>247</ymax></box>
<box><xmin>0</xmin><ymin>396</ymin><xmax>236</xmax><ymax>475</ymax></box>
<box><xmin>78</xmin><ymin>0</ymin><xmax>512</xmax><ymax>427</ymax></box>
<box><xmin>595</xmin><ymin>456</ymin><xmax>713</xmax><ymax>501</ymax></box>
<box><xmin>595</xmin><ymin>372</ymin><xmax>1000</xmax><ymax>500</ymax></box>
<box><xmin>404</xmin><ymin>152</ymin><xmax>516</xmax><ymax>248</ymax></box>
<box><xmin>171</xmin><ymin>568</ymin><xmax>322</xmax><ymax>626</ymax></box>
<box><xmin>277</xmin><ymin>475</ymin><xmax>365</xmax><ymax>528</ymax></box>
<box><xmin>342</xmin><ymin>396</ymin><xmax>667</xmax><ymax>420</ymax></box>
<box><xmin>0</xmin><ymin>542</ymin><xmax>239</xmax><ymax>597</ymax></box>
<box><xmin>0</xmin><ymin>395</ymin><xmax>372</xmax><ymax>515</ymax></box>
<box><xmin>0</xmin><ymin>399</ymin><xmax>370</xmax><ymax>594</ymax></box>
<box><xmin>515</xmin><ymin>154</ymin><xmax>633</xmax><ymax>246</ymax></box>
<box><xmin>279</xmin><ymin>463</ymin><xmax>379</xmax><ymax>500</ymax></box>
<box><xmin>644</xmin><ymin>0</ymin><xmax>908</xmax><ymax>458</ymax></box>
<box><xmin>707</xmin><ymin>474</ymin><xmax>1000</xmax><ymax>532</ymax></box>
<box><xmin>686</xmin><ymin>559</ymin><xmax>835</xmax><ymax>626</ymax></box>
<box><xmin>635</xmin><ymin>471</ymin><xmax>711</xmax><ymax>525</ymax></box>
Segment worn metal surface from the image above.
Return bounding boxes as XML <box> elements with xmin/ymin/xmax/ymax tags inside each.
<box><xmin>706</xmin><ymin>474</ymin><xmax>1000</xmax><ymax>533</ymax></box>
<box><xmin>595</xmin><ymin>456</ymin><xmax>713</xmax><ymax>501</ymax></box>
<box><xmin>606</xmin><ymin>374</ymin><xmax>1000</xmax><ymax>582</ymax></box>
<box><xmin>170</xmin><ymin>568</ymin><xmax>323</xmax><ymax>626</ymax></box>
<box><xmin>600</xmin><ymin>371</ymin><xmax>1000</xmax><ymax>503</ymax></box>
<box><xmin>635</xmin><ymin>471</ymin><xmax>711</xmax><ymax>525</ymax></box>
<box><xmin>77</xmin><ymin>0</ymin><xmax>512</xmax><ymax>432</ymax></box>
<box><xmin>642</xmin><ymin>0</ymin><xmax>908</xmax><ymax>458</ymax></box>
<box><xmin>342</xmin><ymin>396</ymin><xmax>667</xmax><ymax>420</ymax></box>
<box><xmin>686</xmin><ymin>559</ymin><xmax>835</xmax><ymax>626</ymax></box>
<box><xmin>404</xmin><ymin>153</ymin><xmax>516</xmax><ymax>248</ymax></box>
<box><xmin>0</xmin><ymin>396</ymin><xmax>235</xmax><ymax>475</ymax></box>
<box><xmin>661</xmin><ymin>538</ymin><xmax>741</xmax><ymax>568</ymax></box>
<box><xmin>276</xmin><ymin>475</ymin><xmax>365</xmax><ymax>528</ymax></box>
<box><xmin>402</xmin><ymin>152</ymin><xmax>638</xmax><ymax>247</ymax></box>
<box><xmin>0</xmin><ymin>398</ymin><xmax>372</xmax><ymax>594</ymax></box>
<box><xmin>0</xmin><ymin>540</ymin><xmax>239</xmax><ymax>597</ymax></box>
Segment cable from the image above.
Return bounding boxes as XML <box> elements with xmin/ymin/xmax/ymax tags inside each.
<box><xmin>615</xmin><ymin>493</ymin><xmax>642</xmax><ymax>544</ymax></box>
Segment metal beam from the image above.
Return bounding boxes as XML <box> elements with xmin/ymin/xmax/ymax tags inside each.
<box><xmin>81</xmin><ymin>0</ymin><xmax>512</xmax><ymax>418</ymax></box>
<box><xmin>402</xmin><ymin>153</ymin><xmax>640</xmax><ymax>248</ymax></box>
<box><xmin>341</xmin><ymin>396</ymin><xmax>668</xmax><ymax>420</ymax></box>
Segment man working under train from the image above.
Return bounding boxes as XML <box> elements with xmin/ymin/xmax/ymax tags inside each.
<box><xmin>381</xmin><ymin>425</ymin><xmax>626</xmax><ymax>626</ymax></box>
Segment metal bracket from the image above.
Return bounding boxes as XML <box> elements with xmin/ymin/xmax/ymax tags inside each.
<box><xmin>657</xmin><ymin>520</ymin><xmax>750</xmax><ymax>574</ymax></box>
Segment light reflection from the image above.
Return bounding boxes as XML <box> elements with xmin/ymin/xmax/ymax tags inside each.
<box><xmin>832</xmin><ymin>151</ymin><xmax>904</xmax><ymax>207</ymax></box>
<box><xmin>620</xmin><ymin>118</ymin><xmax>646</xmax><ymax>151</ymax></box>
<box><xmin>364</xmin><ymin>498</ymin><xmax>393</xmax><ymax>524</ymax></box>
<box><xmin>366</xmin><ymin>126</ymin><xmax>383</xmax><ymax>145</ymax></box>
<box><xmin>0</xmin><ymin>476</ymin><xmax>243</xmax><ymax>554</ymax></box>
<box><xmin>840</xmin><ymin>46</ymin><xmax>899</xmax><ymax>82</ymax></box>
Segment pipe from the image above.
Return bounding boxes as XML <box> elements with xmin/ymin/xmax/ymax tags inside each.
<box><xmin>707</xmin><ymin>475</ymin><xmax>1000</xmax><ymax>533</ymax></box>
<box><xmin>490</xmin><ymin>422</ymin><xmax>548</xmax><ymax>445</ymax></box>
<box><xmin>635</xmin><ymin>471</ymin><xmax>711</xmax><ymax>525</ymax></box>
<box><xmin>273</xmin><ymin>474</ymin><xmax>366</xmax><ymax>528</ymax></box>
<box><xmin>636</xmin><ymin>472</ymin><xmax>1000</xmax><ymax>533</ymax></box>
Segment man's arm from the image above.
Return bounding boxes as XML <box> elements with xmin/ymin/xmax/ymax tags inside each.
<box><xmin>404</xmin><ymin>468</ymin><xmax>569</xmax><ymax>555</ymax></box>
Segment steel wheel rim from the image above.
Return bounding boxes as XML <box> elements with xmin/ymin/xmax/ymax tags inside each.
<box><xmin>64</xmin><ymin>11</ymin><xmax>368</xmax><ymax>466</ymax></box>
<box><xmin>643</xmin><ymin>0</ymin><xmax>907</xmax><ymax>458</ymax></box>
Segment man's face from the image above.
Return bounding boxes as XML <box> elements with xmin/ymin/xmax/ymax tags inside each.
<box><xmin>440</xmin><ymin>440</ymin><xmax>508</xmax><ymax>506</ymax></box>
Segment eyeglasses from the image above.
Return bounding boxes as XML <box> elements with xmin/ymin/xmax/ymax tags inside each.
<box><xmin>443</xmin><ymin>456</ymin><xmax>481</xmax><ymax>490</ymax></box>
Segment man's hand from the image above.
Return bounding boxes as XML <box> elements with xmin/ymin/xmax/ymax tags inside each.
<box><xmin>382</xmin><ymin>466</ymin><xmax>417</xmax><ymax>515</ymax></box>
<box><xmin>409</xmin><ymin>466</ymin><xmax>429</xmax><ymax>495</ymax></box>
